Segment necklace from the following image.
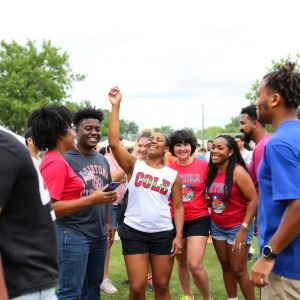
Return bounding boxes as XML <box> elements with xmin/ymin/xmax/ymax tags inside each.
<box><xmin>76</xmin><ymin>148</ymin><xmax>96</xmax><ymax>175</ymax></box>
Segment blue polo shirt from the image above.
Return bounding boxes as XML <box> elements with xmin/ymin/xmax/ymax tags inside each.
<box><xmin>258</xmin><ymin>120</ymin><xmax>300</xmax><ymax>280</ymax></box>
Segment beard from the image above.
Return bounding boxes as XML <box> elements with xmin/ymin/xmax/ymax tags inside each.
<box><xmin>240</xmin><ymin>130</ymin><xmax>251</xmax><ymax>143</ymax></box>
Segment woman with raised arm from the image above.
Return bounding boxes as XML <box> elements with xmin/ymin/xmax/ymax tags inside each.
<box><xmin>205</xmin><ymin>135</ymin><xmax>258</xmax><ymax>300</ymax></box>
<box><xmin>108</xmin><ymin>86</ymin><xmax>184</xmax><ymax>300</ymax></box>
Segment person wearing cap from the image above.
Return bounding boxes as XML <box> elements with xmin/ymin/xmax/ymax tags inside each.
<box><xmin>24</xmin><ymin>128</ymin><xmax>41</xmax><ymax>168</ymax></box>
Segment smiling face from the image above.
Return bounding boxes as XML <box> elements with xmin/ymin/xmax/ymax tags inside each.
<box><xmin>211</xmin><ymin>137</ymin><xmax>233</xmax><ymax>166</ymax></box>
<box><xmin>147</xmin><ymin>133</ymin><xmax>168</xmax><ymax>158</ymax></box>
<box><xmin>76</xmin><ymin>118</ymin><xmax>101</xmax><ymax>150</ymax></box>
<box><xmin>173</xmin><ymin>142</ymin><xmax>192</xmax><ymax>162</ymax></box>
<box><xmin>135</xmin><ymin>137</ymin><xmax>149</xmax><ymax>160</ymax></box>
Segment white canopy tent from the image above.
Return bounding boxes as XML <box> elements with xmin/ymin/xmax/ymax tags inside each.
<box><xmin>98</xmin><ymin>139</ymin><xmax>135</xmax><ymax>148</ymax></box>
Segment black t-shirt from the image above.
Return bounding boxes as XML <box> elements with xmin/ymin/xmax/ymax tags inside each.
<box><xmin>0</xmin><ymin>130</ymin><xmax>58</xmax><ymax>298</ymax></box>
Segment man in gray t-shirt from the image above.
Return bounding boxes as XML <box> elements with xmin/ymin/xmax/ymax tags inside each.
<box><xmin>63</xmin><ymin>108</ymin><xmax>114</xmax><ymax>300</ymax></box>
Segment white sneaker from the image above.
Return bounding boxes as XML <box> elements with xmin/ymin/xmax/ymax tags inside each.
<box><xmin>100</xmin><ymin>279</ymin><xmax>118</xmax><ymax>293</ymax></box>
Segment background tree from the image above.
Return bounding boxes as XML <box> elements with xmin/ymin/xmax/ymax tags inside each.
<box><xmin>245</xmin><ymin>53</ymin><xmax>300</xmax><ymax>103</ymax></box>
<box><xmin>100</xmin><ymin>109</ymin><xmax>139</xmax><ymax>140</ymax></box>
<box><xmin>223</xmin><ymin>116</ymin><xmax>240</xmax><ymax>134</ymax></box>
<box><xmin>195</xmin><ymin>126</ymin><xmax>225</xmax><ymax>141</ymax></box>
<box><xmin>153</xmin><ymin>125</ymin><xmax>174</xmax><ymax>136</ymax></box>
<box><xmin>0</xmin><ymin>39</ymin><xmax>86</xmax><ymax>134</ymax></box>
<box><xmin>65</xmin><ymin>100</ymin><xmax>92</xmax><ymax>112</ymax></box>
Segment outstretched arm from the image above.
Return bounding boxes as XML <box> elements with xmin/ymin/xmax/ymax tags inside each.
<box><xmin>108</xmin><ymin>86</ymin><xmax>135</xmax><ymax>179</ymax></box>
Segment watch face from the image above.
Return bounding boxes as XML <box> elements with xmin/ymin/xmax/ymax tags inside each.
<box><xmin>263</xmin><ymin>246</ymin><xmax>271</xmax><ymax>257</ymax></box>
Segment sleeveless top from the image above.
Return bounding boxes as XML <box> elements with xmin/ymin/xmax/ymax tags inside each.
<box><xmin>207</xmin><ymin>167</ymin><xmax>247</xmax><ymax>228</ymax></box>
<box><xmin>125</xmin><ymin>160</ymin><xmax>177</xmax><ymax>233</ymax></box>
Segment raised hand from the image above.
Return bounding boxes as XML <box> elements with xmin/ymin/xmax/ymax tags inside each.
<box><xmin>108</xmin><ymin>86</ymin><xmax>122</xmax><ymax>105</ymax></box>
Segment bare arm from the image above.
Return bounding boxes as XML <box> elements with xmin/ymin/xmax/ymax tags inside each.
<box><xmin>110</xmin><ymin>169</ymin><xmax>126</xmax><ymax>182</ymax></box>
<box><xmin>234</xmin><ymin>165</ymin><xmax>258</xmax><ymax>225</ymax></box>
<box><xmin>0</xmin><ymin>209</ymin><xmax>8</xmax><ymax>300</ymax></box>
<box><xmin>51</xmin><ymin>188</ymin><xmax>117</xmax><ymax>217</ymax></box>
<box><xmin>232</xmin><ymin>166</ymin><xmax>258</xmax><ymax>252</ymax></box>
<box><xmin>170</xmin><ymin>174</ymin><xmax>184</xmax><ymax>256</ymax></box>
<box><xmin>0</xmin><ymin>256</ymin><xmax>8</xmax><ymax>300</ymax></box>
<box><xmin>171</xmin><ymin>174</ymin><xmax>184</xmax><ymax>238</ymax></box>
<box><xmin>108</xmin><ymin>86</ymin><xmax>135</xmax><ymax>179</ymax></box>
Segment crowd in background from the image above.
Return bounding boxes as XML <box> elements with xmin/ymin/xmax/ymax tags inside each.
<box><xmin>1</xmin><ymin>62</ymin><xmax>300</xmax><ymax>300</ymax></box>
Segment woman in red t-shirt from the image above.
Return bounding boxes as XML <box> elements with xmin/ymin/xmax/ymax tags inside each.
<box><xmin>27</xmin><ymin>104</ymin><xmax>117</xmax><ymax>299</ymax></box>
<box><xmin>205</xmin><ymin>135</ymin><xmax>258</xmax><ymax>300</ymax></box>
<box><xmin>168</xmin><ymin>129</ymin><xmax>212</xmax><ymax>300</ymax></box>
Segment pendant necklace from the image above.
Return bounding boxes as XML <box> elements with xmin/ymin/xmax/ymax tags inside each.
<box><xmin>76</xmin><ymin>148</ymin><xmax>96</xmax><ymax>176</ymax></box>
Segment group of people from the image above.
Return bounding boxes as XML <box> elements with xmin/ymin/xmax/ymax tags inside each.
<box><xmin>0</xmin><ymin>61</ymin><xmax>300</xmax><ymax>300</ymax></box>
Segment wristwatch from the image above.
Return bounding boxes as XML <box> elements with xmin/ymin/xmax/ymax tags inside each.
<box><xmin>262</xmin><ymin>245</ymin><xmax>277</xmax><ymax>259</ymax></box>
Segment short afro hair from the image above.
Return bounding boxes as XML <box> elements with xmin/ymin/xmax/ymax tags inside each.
<box><xmin>73</xmin><ymin>107</ymin><xmax>104</xmax><ymax>128</ymax></box>
<box><xmin>168</xmin><ymin>129</ymin><xmax>197</xmax><ymax>157</ymax></box>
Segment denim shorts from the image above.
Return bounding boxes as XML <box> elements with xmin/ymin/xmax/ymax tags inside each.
<box><xmin>210</xmin><ymin>220</ymin><xmax>254</xmax><ymax>245</ymax></box>
<box><xmin>110</xmin><ymin>205</ymin><xmax>118</xmax><ymax>230</ymax></box>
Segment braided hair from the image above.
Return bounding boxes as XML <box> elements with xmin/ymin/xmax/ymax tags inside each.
<box><xmin>205</xmin><ymin>135</ymin><xmax>247</xmax><ymax>200</ymax></box>
<box><xmin>27</xmin><ymin>104</ymin><xmax>73</xmax><ymax>151</ymax></box>
<box><xmin>263</xmin><ymin>62</ymin><xmax>300</xmax><ymax>109</ymax></box>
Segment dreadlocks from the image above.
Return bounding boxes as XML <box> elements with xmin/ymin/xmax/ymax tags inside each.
<box><xmin>205</xmin><ymin>135</ymin><xmax>247</xmax><ymax>200</ymax></box>
<box><xmin>263</xmin><ymin>62</ymin><xmax>300</xmax><ymax>109</ymax></box>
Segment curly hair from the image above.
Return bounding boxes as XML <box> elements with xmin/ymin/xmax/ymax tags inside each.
<box><xmin>73</xmin><ymin>107</ymin><xmax>104</xmax><ymax>127</ymax></box>
<box><xmin>27</xmin><ymin>104</ymin><xmax>73</xmax><ymax>151</ymax></box>
<box><xmin>205</xmin><ymin>135</ymin><xmax>247</xmax><ymax>200</ymax></box>
<box><xmin>263</xmin><ymin>62</ymin><xmax>300</xmax><ymax>109</ymax></box>
<box><xmin>168</xmin><ymin>129</ymin><xmax>197</xmax><ymax>156</ymax></box>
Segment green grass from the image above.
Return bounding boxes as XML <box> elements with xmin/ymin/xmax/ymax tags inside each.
<box><xmin>101</xmin><ymin>239</ymin><xmax>260</xmax><ymax>300</ymax></box>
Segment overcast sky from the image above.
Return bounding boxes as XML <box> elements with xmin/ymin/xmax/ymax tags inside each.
<box><xmin>2</xmin><ymin>0</ymin><xmax>300</xmax><ymax>132</ymax></box>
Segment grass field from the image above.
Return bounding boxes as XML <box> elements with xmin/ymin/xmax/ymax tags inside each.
<box><xmin>101</xmin><ymin>238</ymin><xmax>260</xmax><ymax>300</ymax></box>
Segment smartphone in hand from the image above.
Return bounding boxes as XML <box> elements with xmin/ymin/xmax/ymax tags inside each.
<box><xmin>103</xmin><ymin>182</ymin><xmax>121</xmax><ymax>192</ymax></box>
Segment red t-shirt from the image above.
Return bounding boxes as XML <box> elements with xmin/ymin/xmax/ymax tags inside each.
<box><xmin>207</xmin><ymin>167</ymin><xmax>247</xmax><ymax>228</ymax></box>
<box><xmin>40</xmin><ymin>150</ymin><xmax>84</xmax><ymax>200</ymax></box>
<box><xmin>168</xmin><ymin>158</ymin><xmax>209</xmax><ymax>221</ymax></box>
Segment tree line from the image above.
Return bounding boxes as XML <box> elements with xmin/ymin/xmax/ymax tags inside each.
<box><xmin>0</xmin><ymin>39</ymin><xmax>298</xmax><ymax>139</ymax></box>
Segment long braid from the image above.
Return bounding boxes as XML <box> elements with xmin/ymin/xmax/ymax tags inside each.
<box><xmin>263</xmin><ymin>62</ymin><xmax>300</xmax><ymax>109</ymax></box>
<box><xmin>205</xmin><ymin>135</ymin><xmax>247</xmax><ymax>200</ymax></box>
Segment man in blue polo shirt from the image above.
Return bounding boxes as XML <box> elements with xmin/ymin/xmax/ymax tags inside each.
<box><xmin>250</xmin><ymin>62</ymin><xmax>300</xmax><ymax>299</ymax></box>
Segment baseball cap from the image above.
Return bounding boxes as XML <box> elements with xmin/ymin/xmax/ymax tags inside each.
<box><xmin>24</xmin><ymin>128</ymin><xmax>32</xmax><ymax>140</ymax></box>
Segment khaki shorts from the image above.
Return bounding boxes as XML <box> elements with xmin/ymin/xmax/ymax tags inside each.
<box><xmin>261</xmin><ymin>272</ymin><xmax>300</xmax><ymax>300</ymax></box>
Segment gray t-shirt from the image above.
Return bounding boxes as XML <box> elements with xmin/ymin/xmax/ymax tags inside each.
<box><xmin>60</xmin><ymin>149</ymin><xmax>112</xmax><ymax>239</ymax></box>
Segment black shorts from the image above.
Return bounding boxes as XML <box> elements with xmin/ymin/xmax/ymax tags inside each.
<box><xmin>177</xmin><ymin>215</ymin><xmax>211</xmax><ymax>238</ymax></box>
<box><xmin>118</xmin><ymin>223</ymin><xmax>176</xmax><ymax>255</ymax></box>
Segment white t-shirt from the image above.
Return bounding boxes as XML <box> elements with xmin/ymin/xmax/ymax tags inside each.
<box><xmin>125</xmin><ymin>160</ymin><xmax>177</xmax><ymax>233</ymax></box>
<box><xmin>31</xmin><ymin>156</ymin><xmax>41</xmax><ymax>169</ymax></box>
<box><xmin>205</xmin><ymin>151</ymin><xmax>211</xmax><ymax>162</ymax></box>
<box><xmin>241</xmin><ymin>149</ymin><xmax>252</xmax><ymax>164</ymax></box>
